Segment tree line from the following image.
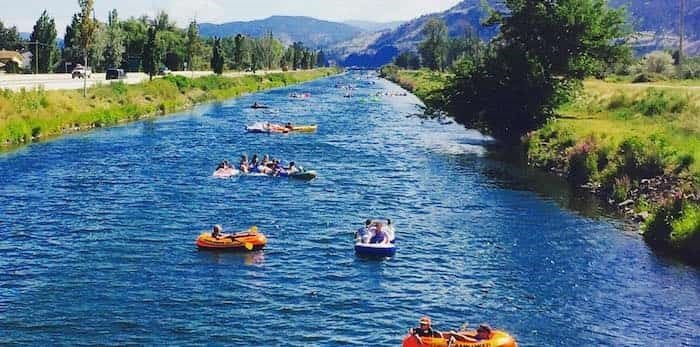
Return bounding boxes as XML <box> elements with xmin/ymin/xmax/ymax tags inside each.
<box><xmin>0</xmin><ymin>2</ymin><xmax>328</xmax><ymax>75</ymax></box>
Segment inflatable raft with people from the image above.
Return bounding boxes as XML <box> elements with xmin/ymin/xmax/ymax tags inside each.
<box><xmin>402</xmin><ymin>317</ymin><xmax>517</xmax><ymax>347</ymax></box>
<box><xmin>213</xmin><ymin>155</ymin><xmax>317</xmax><ymax>181</ymax></box>
<box><xmin>354</xmin><ymin>219</ymin><xmax>396</xmax><ymax>258</ymax></box>
<box><xmin>245</xmin><ymin>122</ymin><xmax>317</xmax><ymax>134</ymax></box>
<box><xmin>196</xmin><ymin>226</ymin><xmax>267</xmax><ymax>251</ymax></box>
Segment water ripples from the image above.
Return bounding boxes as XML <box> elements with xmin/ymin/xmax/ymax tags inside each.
<box><xmin>0</xmin><ymin>72</ymin><xmax>698</xmax><ymax>346</ymax></box>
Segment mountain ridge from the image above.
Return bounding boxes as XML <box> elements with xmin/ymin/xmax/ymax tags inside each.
<box><xmin>198</xmin><ymin>15</ymin><xmax>363</xmax><ymax>48</ymax></box>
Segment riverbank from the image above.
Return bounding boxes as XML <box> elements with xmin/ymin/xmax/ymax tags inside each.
<box><xmin>382</xmin><ymin>68</ymin><xmax>700</xmax><ymax>264</ymax></box>
<box><xmin>0</xmin><ymin>68</ymin><xmax>339</xmax><ymax>149</ymax></box>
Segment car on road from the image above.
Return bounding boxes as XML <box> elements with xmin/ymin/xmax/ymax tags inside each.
<box><xmin>158</xmin><ymin>67</ymin><xmax>172</xmax><ymax>76</ymax></box>
<box><xmin>71</xmin><ymin>65</ymin><xmax>92</xmax><ymax>79</ymax></box>
<box><xmin>106</xmin><ymin>68</ymin><xmax>127</xmax><ymax>80</ymax></box>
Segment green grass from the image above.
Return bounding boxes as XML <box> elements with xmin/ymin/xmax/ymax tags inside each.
<box><xmin>379</xmin><ymin>67</ymin><xmax>449</xmax><ymax>108</ymax></box>
<box><xmin>528</xmin><ymin>79</ymin><xmax>700</xmax><ymax>262</ymax></box>
<box><xmin>0</xmin><ymin>69</ymin><xmax>339</xmax><ymax>147</ymax></box>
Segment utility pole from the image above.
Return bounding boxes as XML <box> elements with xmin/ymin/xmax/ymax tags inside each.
<box><xmin>24</xmin><ymin>41</ymin><xmax>46</xmax><ymax>74</ymax></box>
<box><xmin>679</xmin><ymin>0</ymin><xmax>685</xmax><ymax>68</ymax></box>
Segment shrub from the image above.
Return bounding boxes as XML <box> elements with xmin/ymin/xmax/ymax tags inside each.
<box><xmin>674</xmin><ymin>154</ymin><xmax>694</xmax><ymax>174</ymax></box>
<box><xmin>617</xmin><ymin>137</ymin><xmax>665</xmax><ymax>180</ymax></box>
<box><xmin>607</xmin><ymin>92</ymin><xmax>630</xmax><ymax>110</ymax></box>
<box><xmin>644</xmin><ymin>197</ymin><xmax>684</xmax><ymax>245</ymax></box>
<box><xmin>631</xmin><ymin>72</ymin><xmax>667</xmax><ymax>83</ymax></box>
<box><xmin>633</xmin><ymin>89</ymin><xmax>688</xmax><ymax>116</ymax></box>
<box><xmin>611</xmin><ymin>175</ymin><xmax>631</xmax><ymax>201</ymax></box>
<box><xmin>111</xmin><ymin>81</ymin><xmax>128</xmax><ymax>96</ymax></box>
<box><xmin>162</xmin><ymin>75</ymin><xmax>194</xmax><ymax>92</ymax></box>
<box><xmin>633</xmin><ymin>51</ymin><xmax>675</xmax><ymax>76</ymax></box>
<box><xmin>670</xmin><ymin>203</ymin><xmax>700</xmax><ymax>251</ymax></box>
<box><xmin>567</xmin><ymin>137</ymin><xmax>599</xmax><ymax>185</ymax></box>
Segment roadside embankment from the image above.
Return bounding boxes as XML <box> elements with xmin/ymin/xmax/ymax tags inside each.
<box><xmin>0</xmin><ymin>68</ymin><xmax>339</xmax><ymax>149</ymax></box>
<box><xmin>383</xmin><ymin>69</ymin><xmax>700</xmax><ymax>264</ymax></box>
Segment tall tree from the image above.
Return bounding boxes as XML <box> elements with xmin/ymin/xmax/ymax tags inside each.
<box><xmin>316</xmin><ymin>50</ymin><xmax>326</xmax><ymax>67</ymax></box>
<box><xmin>29</xmin><ymin>10</ymin><xmax>59</xmax><ymax>73</ymax></box>
<box><xmin>0</xmin><ymin>20</ymin><xmax>22</xmax><ymax>50</ymax></box>
<box><xmin>443</xmin><ymin>0</ymin><xmax>630</xmax><ymax>141</ymax></box>
<box><xmin>103</xmin><ymin>9</ymin><xmax>125</xmax><ymax>69</ymax></box>
<box><xmin>419</xmin><ymin>19</ymin><xmax>448</xmax><ymax>71</ymax></box>
<box><xmin>63</xmin><ymin>14</ymin><xmax>83</xmax><ymax>66</ymax></box>
<box><xmin>120</xmin><ymin>17</ymin><xmax>148</xmax><ymax>71</ymax></box>
<box><xmin>211</xmin><ymin>37</ymin><xmax>224</xmax><ymax>74</ymax></box>
<box><xmin>185</xmin><ymin>20</ymin><xmax>199</xmax><ymax>71</ymax></box>
<box><xmin>78</xmin><ymin>0</ymin><xmax>96</xmax><ymax>96</ymax></box>
<box><xmin>153</xmin><ymin>11</ymin><xmax>175</xmax><ymax>31</ymax></box>
<box><xmin>88</xmin><ymin>23</ymin><xmax>107</xmax><ymax>71</ymax></box>
<box><xmin>142</xmin><ymin>25</ymin><xmax>158</xmax><ymax>79</ymax></box>
<box><xmin>232</xmin><ymin>34</ymin><xmax>248</xmax><ymax>70</ymax></box>
<box><xmin>291</xmin><ymin>42</ymin><xmax>304</xmax><ymax>70</ymax></box>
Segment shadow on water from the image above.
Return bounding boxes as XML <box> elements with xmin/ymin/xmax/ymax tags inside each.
<box><xmin>195</xmin><ymin>249</ymin><xmax>266</xmax><ymax>266</ymax></box>
<box><xmin>449</xmin><ymin>143</ymin><xmax>627</xmax><ymax>223</ymax></box>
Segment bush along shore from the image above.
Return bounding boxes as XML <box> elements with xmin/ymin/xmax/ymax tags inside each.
<box><xmin>0</xmin><ymin>68</ymin><xmax>339</xmax><ymax>149</ymax></box>
<box><xmin>383</xmin><ymin>69</ymin><xmax>700</xmax><ymax>265</ymax></box>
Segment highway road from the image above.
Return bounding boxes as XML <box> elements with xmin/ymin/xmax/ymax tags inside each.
<box><xmin>0</xmin><ymin>70</ymin><xmax>284</xmax><ymax>91</ymax></box>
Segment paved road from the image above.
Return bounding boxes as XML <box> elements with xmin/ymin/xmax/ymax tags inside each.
<box><xmin>0</xmin><ymin>70</ymin><xmax>284</xmax><ymax>91</ymax></box>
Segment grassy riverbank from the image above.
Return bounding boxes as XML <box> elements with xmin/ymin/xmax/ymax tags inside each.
<box><xmin>384</xmin><ymin>69</ymin><xmax>700</xmax><ymax>264</ymax></box>
<box><xmin>0</xmin><ymin>68</ymin><xmax>339</xmax><ymax>148</ymax></box>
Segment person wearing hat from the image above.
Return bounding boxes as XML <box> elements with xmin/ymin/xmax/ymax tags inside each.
<box><xmin>410</xmin><ymin>316</ymin><xmax>442</xmax><ymax>338</ymax></box>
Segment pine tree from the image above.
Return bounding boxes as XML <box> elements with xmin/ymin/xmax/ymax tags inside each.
<box><xmin>211</xmin><ymin>37</ymin><xmax>224</xmax><ymax>74</ymax></box>
<box><xmin>29</xmin><ymin>10</ymin><xmax>59</xmax><ymax>73</ymax></box>
<box><xmin>142</xmin><ymin>26</ymin><xmax>158</xmax><ymax>79</ymax></box>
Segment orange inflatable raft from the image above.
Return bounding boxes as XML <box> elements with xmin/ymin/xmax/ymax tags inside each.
<box><xmin>195</xmin><ymin>227</ymin><xmax>267</xmax><ymax>251</ymax></box>
<box><xmin>402</xmin><ymin>330</ymin><xmax>517</xmax><ymax>347</ymax></box>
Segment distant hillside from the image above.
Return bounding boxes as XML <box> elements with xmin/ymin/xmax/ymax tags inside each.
<box><xmin>198</xmin><ymin>16</ymin><xmax>362</xmax><ymax>48</ymax></box>
<box><xmin>335</xmin><ymin>0</ymin><xmax>700</xmax><ymax>67</ymax></box>
<box><xmin>343</xmin><ymin>20</ymin><xmax>404</xmax><ymax>32</ymax></box>
<box><xmin>335</xmin><ymin>0</ymin><xmax>502</xmax><ymax>67</ymax></box>
<box><xmin>611</xmin><ymin>0</ymin><xmax>700</xmax><ymax>55</ymax></box>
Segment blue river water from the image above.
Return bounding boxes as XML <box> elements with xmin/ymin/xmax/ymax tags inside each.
<box><xmin>0</xmin><ymin>72</ymin><xmax>698</xmax><ymax>346</ymax></box>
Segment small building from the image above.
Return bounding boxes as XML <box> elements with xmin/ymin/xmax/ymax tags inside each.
<box><xmin>0</xmin><ymin>50</ymin><xmax>24</xmax><ymax>66</ymax></box>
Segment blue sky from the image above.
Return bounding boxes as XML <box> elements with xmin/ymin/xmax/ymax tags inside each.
<box><xmin>4</xmin><ymin>0</ymin><xmax>462</xmax><ymax>34</ymax></box>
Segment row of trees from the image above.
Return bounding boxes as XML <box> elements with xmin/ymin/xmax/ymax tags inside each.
<box><xmin>0</xmin><ymin>4</ymin><xmax>328</xmax><ymax>75</ymax></box>
<box><xmin>393</xmin><ymin>19</ymin><xmax>486</xmax><ymax>72</ymax></box>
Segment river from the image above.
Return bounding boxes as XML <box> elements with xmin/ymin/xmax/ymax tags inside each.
<box><xmin>0</xmin><ymin>72</ymin><xmax>698</xmax><ymax>345</ymax></box>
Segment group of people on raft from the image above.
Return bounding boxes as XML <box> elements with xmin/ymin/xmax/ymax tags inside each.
<box><xmin>355</xmin><ymin>219</ymin><xmax>393</xmax><ymax>244</ymax></box>
<box><xmin>216</xmin><ymin>154</ymin><xmax>300</xmax><ymax>177</ymax></box>
<box><xmin>410</xmin><ymin>316</ymin><xmax>494</xmax><ymax>343</ymax></box>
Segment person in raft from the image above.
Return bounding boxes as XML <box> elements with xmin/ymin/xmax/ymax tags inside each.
<box><xmin>211</xmin><ymin>225</ymin><xmax>223</xmax><ymax>239</ymax></box>
<box><xmin>409</xmin><ymin>316</ymin><xmax>442</xmax><ymax>338</ymax></box>
<box><xmin>356</xmin><ymin>219</ymin><xmax>372</xmax><ymax>243</ymax></box>
<box><xmin>285</xmin><ymin>122</ymin><xmax>293</xmax><ymax>130</ymax></box>
<box><xmin>250</xmin><ymin>154</ymin><xmax>260</xmax><ymax>172</ymax></box>
<box><xmin>448</xmin><ymin>324</ymin><xmax>493</xmax><ymax>343</ymax></box>
<box><xmin>239</xmin><ymin>155</ymin><xmax>250</xmax><ymax>173</ymax></box>
<box><xmin>286</xmin><ymin>161</ymin><xmax>299</xmax><ymax>174</ymax></box>
<box><xmin>369</xmin><ymin>222</ymin><xmax>390</xmax><ymax>244</ymax></box>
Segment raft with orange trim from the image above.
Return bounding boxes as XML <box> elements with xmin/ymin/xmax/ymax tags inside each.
<box><xmin>402</xmin><ymin>330</ymin><xmax>517</xmax><ymax>347</ymax></box>
<box><xmin>195</xmin><ymin>227</ymin><xmax>267</xmax><ymax>251</ymax></box>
